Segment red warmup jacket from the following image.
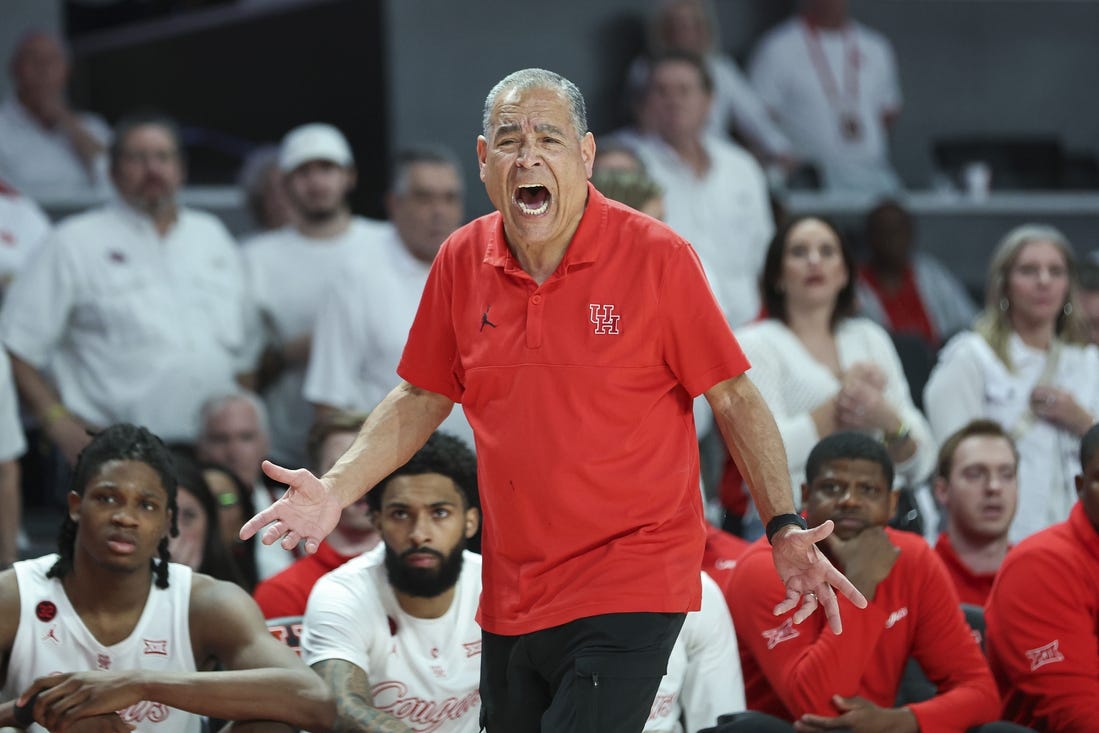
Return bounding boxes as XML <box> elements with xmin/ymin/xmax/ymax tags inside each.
<box><xmin>727</xmin><ymin>528</ymin><xmax>1000</xmax><ymax>733</ymax></box>
<box><xmin>253</xmin><ymin>540</ymin><xmax>359</xmax><ymax>619</ymax></box>
<box><xmin>986</xmin><ymin>502</ymin><xmax>1099</xmax><ymax>732</ymax></box>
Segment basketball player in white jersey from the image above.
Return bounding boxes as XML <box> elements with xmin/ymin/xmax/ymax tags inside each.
<box><xmin>0</xmin><ymin>424</ymin><xmax>335</xmax><ymax>733</ymax></box>
<box><xmin>302</xmin><ymin>431</ymin><xmax>482</xmax><ymax>733</ymax></box>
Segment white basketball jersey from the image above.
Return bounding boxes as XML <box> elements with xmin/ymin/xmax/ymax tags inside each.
<box><xmin>302</xmin><ymin>546</ymin><xmax>482</xmax><ymax>733</ymax></box>
<box><xmin>3</xmin><ymin>554</ymin><xmax>201</xmax><ymax>733</ymax></box>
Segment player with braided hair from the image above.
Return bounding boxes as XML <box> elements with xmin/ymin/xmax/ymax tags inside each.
<box><xmin>0</xmin><ymin>423</ymin><xmax>336</xmax><ymax>733</ymax></box>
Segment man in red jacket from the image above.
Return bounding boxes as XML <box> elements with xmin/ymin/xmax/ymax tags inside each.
<box><xmin>986</xmin><ymin>423</ymin><xmax>1099</xmax><ymax>731</ymax></box>
<box><xmin>932</xmin><ymin>419</ymin><xmax>1018</xmax><ymax>606</ymax></box>
<box><xmin>727</xmin><ymin>431</ymin><xmax>1007</xmax><ymax>733</ymax></box>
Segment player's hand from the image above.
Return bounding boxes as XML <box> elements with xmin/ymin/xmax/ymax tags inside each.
<box><xmin>21</xmin><ymin>671</ymin><xmax>143</xmax><ymax>731</ymax></box>
<box><xmin>795</xmin><ymin>695</ymin><xmax>918</xmax><ymax>733</ymax></box>
<box><xmin>238</xmin><ymin>460</ymin><xmax>343</xmax><ymax>554</ymax></box>
<box><xmin>770</xmin><ymin>520</ymin><xmax>868</xmax><ymax>635</ymax></box>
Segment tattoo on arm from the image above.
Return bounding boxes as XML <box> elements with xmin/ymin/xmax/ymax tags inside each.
<box><xmin>312</xmin><ymin>659</ymin><xmax>411</xmax><ymax>733</ymax></box>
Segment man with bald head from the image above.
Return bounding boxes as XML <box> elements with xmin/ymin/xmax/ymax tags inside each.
<box><xmin>0</xmin><ymin>30</ymin><xmax>110</xmax><ymax>198</ymax></box>
<box><xmin>244</xmin><ymin>68</ymin><xmax>865</xmax><ymax>732</ymax></box>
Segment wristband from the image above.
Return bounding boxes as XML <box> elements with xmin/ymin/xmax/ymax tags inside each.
<box><xmin>12</xmin><ymin>692</ymin><xmax>39</xmax><ymax>728</ymax></box>
<box><xmin>766</xmin><ymin>513</ymin><xmax>807</xmax><ymax>544</ymax></box>
<box><xmin>42</xmin><ymin>402</ymin><xmax>69</xmax><ymax>428</ymax></box>
<box><xmin>884</xmin><ymin>421</ymin><xmax>911</xmax><ymax>447</ymax></box>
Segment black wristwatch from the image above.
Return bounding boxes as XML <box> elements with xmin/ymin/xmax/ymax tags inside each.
<box><xmin>766</xmin><ymin>513</ymin><xmax>807</xmax><ymax>544</ymax></box>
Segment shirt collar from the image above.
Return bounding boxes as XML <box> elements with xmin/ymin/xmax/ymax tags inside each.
<box><xmin>483</xmin><ymin>181</ymin><xmax>607</xmax><ymax>273</ymax></box>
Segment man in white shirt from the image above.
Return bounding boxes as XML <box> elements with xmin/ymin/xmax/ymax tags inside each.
<box><xmin>304</xmin><ymin>147</ymin><xmax>474</xmax><ymax>449</ymax></box>
<box><xmin>196</xmin><ymin>391</ymin><xmax>293</xmax><ymax>581</ymax></box>
<box><xmin>645</xmin><ymin>572</ymin><xmax>744</xmax><ymax>733</ymax></box>
<box><xmin>748</xmin><ymin>0</ymin><xmax>903</xmax><ymax>193</ymax></box>
<box><xmin>302</xmin><ymin>431</ymin><xmax>482</xmax><ymax>733</ymax></box>
<box><xmin>243</xmin><ymin>123</ymin><xmax>391</xmax><ymax>468</ymax></box>
<box><xmin>624</xmin><ymin>52</ymin><xmax>774</xmax><ymax>329</ymax></box>
<box><xmin>0</xmin><ymin>177</ymin><xmax>51</xmax><ymax>301</ymax></box>
<box><xmin>0</xmin><ymin>31</ymin><xmax>111</xmax><ymax>199</ymax></box>
<box><xmin>0</xmin><ymin>113</ymin><xmax>249</xmax><ymax>464</ymax></box>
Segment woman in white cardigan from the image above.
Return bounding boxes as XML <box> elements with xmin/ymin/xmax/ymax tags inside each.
<box><xmin>735</xmin><ymin>216</ymin><xmax>935</xmax><ymax>495</ymax></box>
<box><xmin>924</xmin><ymin>224</ymin><xmax>1099</xmax><ymax>543</ymax></box>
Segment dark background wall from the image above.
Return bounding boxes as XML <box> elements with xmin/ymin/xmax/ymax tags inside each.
<box><xmin>2</xmin><ymin>0</ymin><xmax>1098</xmax><ymax>221</ymax></box>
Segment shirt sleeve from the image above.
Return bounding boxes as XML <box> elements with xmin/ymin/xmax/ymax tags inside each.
<box><xmin>303</xmin><ymin>268</ymin><xmax>366</xmax><ymax>409</ymax></box>
<box><xmin>860</xmin><ymin>320</ymin><xmax>936</xmax><ymax>485</ymax></box>
<box><xmin>0</xmin><ymin>351</ymin><xmax>26</xmax><ymax>461</ymax></box>
<box><xmin>300</xmin><ymin>572</ymin><xmax>375</xmax><ymax>674</ymax></box>
<box><xmin>747</xmin><ymin>32</ymin><xmax>788</xmax><ymax>115</ymax></box>
<box><xmin>0</xmin><ymin>227</ymin><xmax>77</xmax><ymax>368</ymax></box>
<box><xmin>397</xmin><ymin>241</ymin><xmax>464</xmax><ymax>403</ymax></box>
<box><xmin>659</xmin><ymin>241</ymin><xmax>750</xmax><ymax>398</ymax></box>
<box><xmin>736</xmin><ymin>326</ymin><xmax>822</xmax><ymax>482</ymax></box>
<box><xmin>986</xmin><ymin>537</ymin><xmax>1099</xmax><ymax>731</ymax></box>
<box><xmin>727</xmin><ymin>545</ymin><xmax>890</xmax><ymax>716</ymax></box>
<box><xmin>712</xmin><ymin>54</ymin><xmax>793</xmax><ymax>156</ymax></box>
<box><xmin>904</xmin><ymin>543</ymin><xmax>1001</xmax><ymax>731</ymax></box>
<box><xmin>923</xmin><ymin>332</ymin><xmax>988</xmax><ymax>443</ymax></box>
<box><xmin>680</xmin><ymin>573</ymin><xmax>746</xmax><ymax>732</ymax></box>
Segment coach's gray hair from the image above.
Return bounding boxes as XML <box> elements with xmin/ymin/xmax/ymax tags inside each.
<box><xmin>481</xmin><ymin>68</ymin><xmax>588</xmax><ymax>140</ymax></box>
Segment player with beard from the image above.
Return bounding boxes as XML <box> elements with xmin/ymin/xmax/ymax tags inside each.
<box><xmin>301</xmin><ymin>432</ymin><xmax>481</xmax><ymax>733</ymax></box>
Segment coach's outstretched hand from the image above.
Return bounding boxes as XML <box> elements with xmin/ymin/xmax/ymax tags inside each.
<box><xmin>239</xmin><ymin>460</ymin><xmax>344</xmax><ymax>555</ymax></box>
<box><xmin>770</xmin><ymin>519</ymin><xmax>868</xmax><ymax>635</ymax></box>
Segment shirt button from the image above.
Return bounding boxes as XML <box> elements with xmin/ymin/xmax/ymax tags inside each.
<box><xmin>531</xmin><ymin>294</ymin><xmax>543</xmax><ymax>304</ymax></box>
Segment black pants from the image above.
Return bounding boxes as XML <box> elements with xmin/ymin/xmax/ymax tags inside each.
<box><xmin>480</xmin><ymin>612</ymin><xmax>685</xmax><ymax>733</ymax></box>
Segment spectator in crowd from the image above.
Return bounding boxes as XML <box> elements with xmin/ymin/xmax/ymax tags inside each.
<box><xmin>196</xmin><ymin>392</ymin><xmax>292</xmax><ymax>581</ymax></box>
<box><xmin>986</xmin><ymin>423</ymin><xmax>1099</xmax><ymax>731</ymax></box>
<box><xmin>302</xmin><ymin>431</ymin><xmax>481</xmax><ymax>733</ymax></box>
<box><xmin>592</xmin><ymin>139</ymin><xmax>648</xmax><ymax>175</ymax></box>
<box><xmin>0</xmin><ymin>30</ymin><xmax>111</xmax><ymax>199</ymax></box>
<box><xmin>1077</xmin><ymin>259</ymin><xmax>1099</xmax><ymax>346</ymax></box>
<box><xmin>728</xmin><ymin>432</ymin><xmax>1004</xmax><ymax>732</ymax></box>
<box><xmin>0</xmin><ymin>176</ymin><xmax>50</xmax><ymax>301</ymax></box>
<box><xmin>748</xmin><ymin>0</ymin><xmax>903</xmax><ymax>192</ymax></box>
<box><xmin>0</xmin><ymin>112</ymin><xmax>250</xmax><ymax>464</ymax></box>
<box><xmin>645</xmin><ymin>571</ymin><xmax>746</xmax><ymax>733</ymax></box>
<box><xmin>201</xmin><ymin>460</ymin><xmax>259</xmax><ymax>591</ymax></box>
<box><xmin>242</xmin><ymin>123</ymin><xmax>390</xmax><ymax>468</ymax></box>
<box><xmin>236</xmin><ymin>144</ymin><xmax>296</xmax><ymax>239</ymax></box>
<box><xmin>253</xmin><ymin>411</ymin><xmax>380</xmax><ymax>619</ymax></box>
<box><xmin>303</xmin><ymin>146</ymin><xmax>474</xmax><ymax>449</ymax></box>
<box><xmin>0</xmin><ymin>424</ymin><xmax>334</xmax><ymax>733</ymax></box>
<box><xmin>590</xmin><ymin>168</ymin><xmax>665</xmax><ymax>220</ymax></box>
<box><xmin>624</xmin><ymin>51</ymin><xmax>774</xmax><ymax>328</ymax></box>
<box><xmin>924</xmin><ymin>224</ymin><xmax>1099</xmax><ymax>543</ymax></box>
<box><xmin>246</xmin><ymin>68</ymin><xmax>863</xmax><ymax>733</ymax></box>
<box><xmin>931</xmin><ymin>420</ymin><xmax>1018</xmax><ymax>606</ymax></box>
<box><xmin>734</xmin><ymin>216</ymin><xmax>935</xmax><ymax>497</ymax></box>
<box><xmin>857</xmin><ymin>199</ymin><xmax>977</xmax><ymax>349</ymax></box>
<box><xmin>626</xmin><ymin>0</ymin><xmax>793</xmax><ymax>163</ymax></box>
<box><xmin>168</xmin><ymin>451</ymin><xmax>249</xmax><ymax>588</ymax></box>
<box><xmin>0</xmin><ymin>352</ymin><xmax>26</xmax><ymax>570</ymax></box>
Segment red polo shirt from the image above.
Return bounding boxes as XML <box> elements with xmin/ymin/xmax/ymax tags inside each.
<box><xmin>398</xmin><ymin>184</ymin><xmax>749</xmax><ymax>635</ymax></box>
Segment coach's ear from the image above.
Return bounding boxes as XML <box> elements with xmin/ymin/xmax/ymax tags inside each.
<box><xmin>464</xmin><ymin>507</ymin><xmax>481</xmax><ymax>539</ymax></box>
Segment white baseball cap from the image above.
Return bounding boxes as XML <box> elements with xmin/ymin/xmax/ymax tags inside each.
<box><xmin>278</xmin><ymin>123</ymin><xmax>353</xmax><ymax>172</ymax></box>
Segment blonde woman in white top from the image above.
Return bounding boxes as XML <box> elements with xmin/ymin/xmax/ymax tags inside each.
<box><xmin>735</xmin><ymin>216</ymin><xmax>935</xmax><ymax>495</ymax></box>
<box><xmin>925</xmin><ymin>224</ymin><xmax>1099</xmax><ymax>542</ymax></box>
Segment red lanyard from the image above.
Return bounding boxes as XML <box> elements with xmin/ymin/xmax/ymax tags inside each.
<box><xmin>802</xmin><ymin>20</ymin><xmax>860</xmax><ymax>112</ymax></box>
